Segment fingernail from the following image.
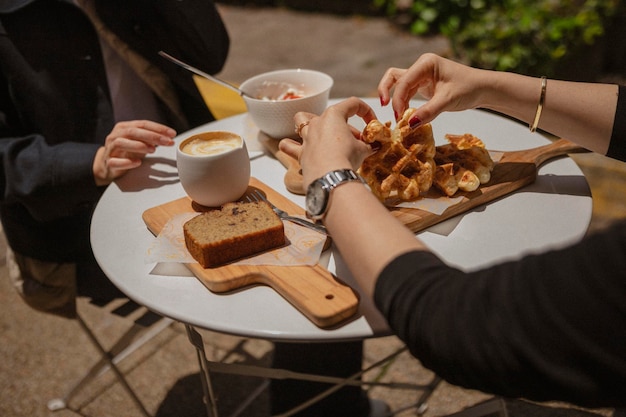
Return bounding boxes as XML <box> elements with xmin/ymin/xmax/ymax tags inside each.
<box><xmin>379</xmin><ymin>96</ymin><xmax>385</xmax><ymax>107</ymax></box>
<box><xmin>394</xmin><ymin>111</ymin><xmax>398</xmax><ymax>121</ymax></box>
<box><xmin>409</xmin><ymin>115</ymin><xmax>422</xmax><ymax>129</ymax></box>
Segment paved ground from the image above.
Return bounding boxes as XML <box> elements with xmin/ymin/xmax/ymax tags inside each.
<box><xmin>1</xmin><ymin>3</ymin><xmax>624</xmax><ymax>417</ymax></box>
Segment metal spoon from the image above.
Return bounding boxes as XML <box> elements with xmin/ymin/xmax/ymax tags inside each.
<box><xmin>159</xmin><ymin>51</ymin><xmax>298</xmax><ymax>101</ymax></box>
<box><xmin>158</xmin><ymin>51</ymin><xmax>253</xmax><ymax>98</ymax></box>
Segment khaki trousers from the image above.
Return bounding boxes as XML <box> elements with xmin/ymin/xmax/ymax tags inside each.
<box><xmin>7</xmin><ymin>247</ymin><xmax>77</xmax><ymax>318</ymax></box>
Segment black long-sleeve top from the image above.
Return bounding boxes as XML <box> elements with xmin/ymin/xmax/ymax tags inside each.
<box><xmin>374</xmin><ymin>86</ymin><xmax>626</xmax><ymax>408</ymax></box>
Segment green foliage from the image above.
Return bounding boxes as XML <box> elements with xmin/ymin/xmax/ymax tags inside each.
<box><xmin>374</xmin><ymin>0</ymin><xmax>620</xmax><ymax>76</ymax></box>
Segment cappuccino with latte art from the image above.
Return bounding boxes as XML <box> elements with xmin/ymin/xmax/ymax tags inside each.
<box><xmin>177</xmin><ymin>131</ymin><xmax>250</xmax><ymax>207</ymax></box>
<box><xmin>181</xmin><ymin>135</ymin><xmax>241</xmax><ymax>156</ymax></box>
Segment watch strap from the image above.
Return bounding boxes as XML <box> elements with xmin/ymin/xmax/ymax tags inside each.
<box><xmin>321</xmin><ymin>168</ymin><xmax>363</xmax><ymax>190</ymax></box>
<box><xmin>306</xmin><ymin>169</ymin><xmax>366</xmax><ymax>221</ymax></box>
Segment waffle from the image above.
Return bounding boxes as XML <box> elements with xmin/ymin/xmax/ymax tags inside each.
<box><xmin>359</xmin><ymin>109</ymin><xmax>435</xmax><ymax>201</ymax></box>
<box><xmin>433</xmin><ymin>134</ymin><xmax>495</xmax><ymax>196</ymax></box>
<box><xmin>358</xmin><ymin>110</ymin><xmax>494</xmax><ymax>201</ymax></box>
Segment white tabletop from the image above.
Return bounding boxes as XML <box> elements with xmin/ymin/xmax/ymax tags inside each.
<box><xmin>91</xmin><ymin>98</ymin><xmax>593</xmax><ymax>342</ymax></box>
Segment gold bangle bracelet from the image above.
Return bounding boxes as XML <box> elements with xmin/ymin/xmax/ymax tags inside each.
<box><xmin>530</xmin><ymin>76</ymin><xmax>547</xmax><ymax>133</ymax></box>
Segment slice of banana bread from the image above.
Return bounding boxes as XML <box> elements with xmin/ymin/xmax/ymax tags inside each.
<box><xmin>183</xmin><ymin>200</ymin><xmax>285</xmax><ymax>267</ymax></box>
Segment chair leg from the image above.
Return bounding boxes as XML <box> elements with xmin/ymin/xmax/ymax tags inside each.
<box><xmin>47</xmin><ymin>311</ymin><xmax>172</xmax><ymax>416</ymax></box>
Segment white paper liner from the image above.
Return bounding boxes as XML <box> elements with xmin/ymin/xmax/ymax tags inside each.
<box><xmin>145</xmin><ymin>212</ymin><xmax>326</xmax><ymax>266</ymax></box>
<box><xmin>388</xmin><ymin>192</ymin><xmax>465</xmax><ymax>215</ymax></box>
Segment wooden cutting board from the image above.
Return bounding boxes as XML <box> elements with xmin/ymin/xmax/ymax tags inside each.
<box><xmin>142</xmin><ymin>177</ymin><xmax>359</xmax><ymax>329</ymax></box>
<box><xmin>260</xmin><ymin>137</ymin><xmax>589</xmax><ymax>233</ymax></box>
<box><xmin>393</xmin><ymin>138</ymin><xmax>588</xmax><ymax>232</ymax></box>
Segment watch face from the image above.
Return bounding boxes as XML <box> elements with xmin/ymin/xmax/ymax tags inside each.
<box><xmin>306</xmin><ymin>179</ymin><xmax>329</xmax><ymax>216</ymax></box>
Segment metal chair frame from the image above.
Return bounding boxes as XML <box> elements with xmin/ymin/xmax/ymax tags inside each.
<box><xmin>185</xmin><ymin>324</ymin><xmax>442</xmax><ymax>417</ymax></box>
<box><xmin>47</xmin><ymin>299</ymin><xmax>174</xmax><ymax>417</ymax></box>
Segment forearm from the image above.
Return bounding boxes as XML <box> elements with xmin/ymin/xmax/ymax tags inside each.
<box><xmin>384</xmin><ymin>54</ymin><xmax>619</xmax><ymax>154</ymax></box>
<box><xmin>482</xmin><ymin>71</ymin><xmax>618</xmax><ymax>154</ymax></box>
<box><xmin>323</xmin><ymin>181</ymin><xmax>426</xmax><ymax>298</ymax></box>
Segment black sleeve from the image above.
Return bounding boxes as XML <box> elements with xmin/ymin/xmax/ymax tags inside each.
<box><xmin>0</xmin><ymin>21</ymin><xmax>104</xmax><ymax>221</ymax></box>
<box><xmin>607</xmin><ymin>85</ymin><xmax>626</xmax><ymax>161</ymax></box>
<box><xmin>374</xmin><ymin>221</ymin><xmax>626</xmax><ymax>408</ymax></box>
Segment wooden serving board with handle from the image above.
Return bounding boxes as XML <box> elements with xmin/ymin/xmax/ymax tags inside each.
<box><xmin>394</xmin><ymin>138</ymin><xmax>588</xmax><ymax>232</ymax></box>
<box><xmin>260</xmin><ymin>137</ymin><xmax>589</xmax><ymax>232</ymax></box>
<box><xmin>142</xmin><ymin>177</ymin><xmax>359</xmax><ymax>329</ymax></box>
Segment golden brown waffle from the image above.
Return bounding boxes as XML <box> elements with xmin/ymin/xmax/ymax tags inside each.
<box><xmin>359</xmin><ymin>110</ymin><xmax>494</xmax><ymax>201</ymax></box>
<box><xmin>434</xmin><ymin>134</ymin><xmax>495</xmax><ymax>196</ymax></box>
<box><xmin>359</xmin><ymin>109</ymin><xmax>435</xmax><ymax>201</ymax></box>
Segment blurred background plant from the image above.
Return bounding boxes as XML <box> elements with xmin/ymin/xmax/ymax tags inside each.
<box><xmin>218</xmin><ymin>0</ymin><xmax>626</xmax><ymax>80</ymax></box>
<box><xmin>373</xmin><ymin>0</ymin><xmax>623</xmax><ymax>78</ymax></box>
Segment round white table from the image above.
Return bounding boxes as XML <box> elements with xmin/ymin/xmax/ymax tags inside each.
<box><xmin>91</xmin><ymin>98</ymin><xmax>593</xmax><ymax>342</ymax></box>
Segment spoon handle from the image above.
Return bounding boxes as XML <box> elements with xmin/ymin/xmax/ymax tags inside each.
<box><xmin>158</xmin><ymin>51</ymin><xmax>245</xmax><ymax>97</ymax></box>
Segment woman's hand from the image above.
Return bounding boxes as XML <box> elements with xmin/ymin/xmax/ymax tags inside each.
<box><xmin>378</xmin><ymin>53</ymin><xmax>487</xmax><ymax>127</ymax></box>
<box><xmin>282</xmin><ymin>98</ymin><xmax>427</xmax><ymax>298</ymax></box>
<box><xmin>279</xmin><ymin>97</ymin><xmax>377</xmax><ymax>188</ymax></box>
<box><xmin>93</xmin><ymin>120</ymin><xmax>176</xmax><ymax>186</ymax></box>
<box><xmin>379</xmin><ymin>53</ymin><xmax>617</xmax><ymax>154</ymax></box>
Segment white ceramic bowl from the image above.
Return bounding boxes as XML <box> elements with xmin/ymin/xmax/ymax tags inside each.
<box><xmin>240</xmin><ymin>69</ymin><xmax>333</xmax><ymax>138</ymax></box>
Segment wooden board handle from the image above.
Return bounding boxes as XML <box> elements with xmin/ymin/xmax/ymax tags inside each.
<box><xmin>185</xmin><ymin>262</ymin><xmax>359</xmax><ymax>328</ymax></box>
<box><xmin>277</xmin><ymin>150</ymin><xmax>305</xmax><ymax>195</ymax></box>
<box><xmin>258</xmin><ymin>135</ymin><xmax>305</xmax><ymax>194</ymax></box>
<box><xmin>501</xmin><ymin>138</ymin><xmax>588</xmax><ymax>166</ymax></box>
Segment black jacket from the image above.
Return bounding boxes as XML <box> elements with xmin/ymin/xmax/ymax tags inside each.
<box><xmin>0</xmin><ymin>0</ymin><xmax>229</xmax><ymax>262</ymax></box>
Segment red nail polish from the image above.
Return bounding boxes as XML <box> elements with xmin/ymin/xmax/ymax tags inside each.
<box><xmin>379</xmin><ymin>96</ymin><xmax>385</xmax><ymax>107</ymax></box>
<box><xmin>394</xmin><ymin>111</ymin><xmax>398</xmax><ymax>121</ymax></box>
<box><xmin>409</xmin><ymin>115</ymin><xmax>422</xmax><ymax>129</ymax></box>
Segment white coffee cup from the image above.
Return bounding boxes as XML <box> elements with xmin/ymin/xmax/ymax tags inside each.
<box><xmin>176</xmin><ymin>131</ymin><xmax>250</xmax><ymax>207</ymax></box>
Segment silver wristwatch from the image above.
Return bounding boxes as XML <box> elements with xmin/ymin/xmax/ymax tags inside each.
<box><xmin>305</xmin><ymin>169</ymin><xmax>366</xmax><ymax>221</ymax></box>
